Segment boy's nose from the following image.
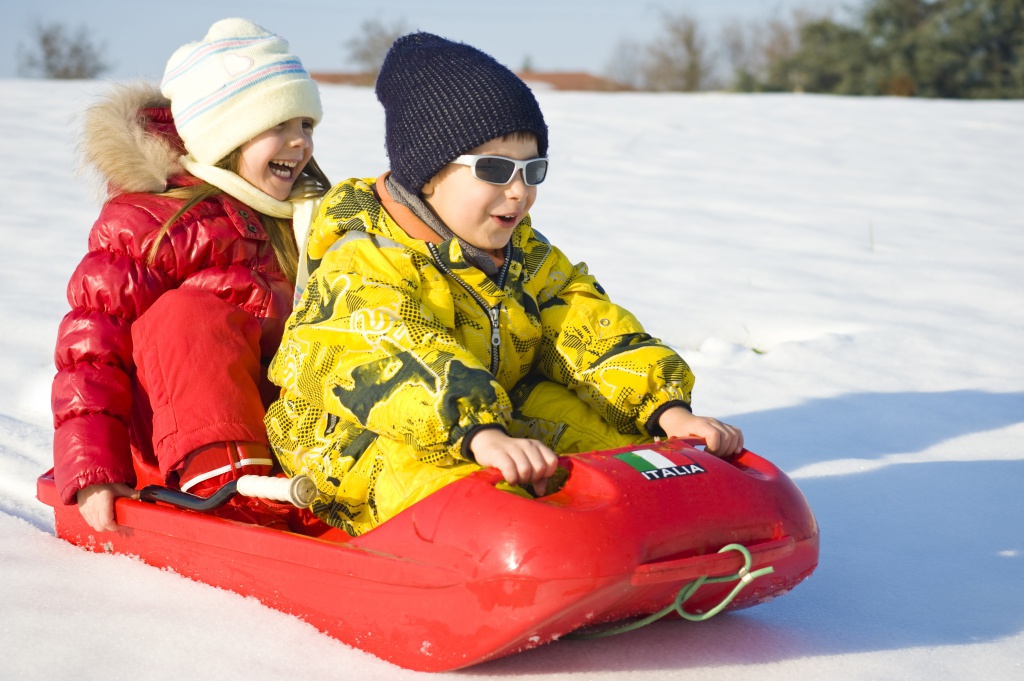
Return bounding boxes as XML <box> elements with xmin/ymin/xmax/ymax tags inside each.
<box><xmin>505</xmin><ymin>170</ymin><xmax>528</xmax><ymax>196</ymax></box>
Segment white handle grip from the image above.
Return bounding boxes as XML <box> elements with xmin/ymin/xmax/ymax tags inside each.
<box><xmin>235</xmin><ymin>475</ymin><xmax>317</xmax><ymax>507</ymax></box>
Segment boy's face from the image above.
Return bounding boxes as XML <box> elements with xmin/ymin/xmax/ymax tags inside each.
<box><xmin>422</xmin><ymin>136</ymin><xmax>539</xmax><ymax>252</ymax></box>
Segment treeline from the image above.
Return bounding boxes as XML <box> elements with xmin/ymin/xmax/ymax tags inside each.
<box><xmin>613</xmin><ymin>0</ymin><xmax>1024</xmax><ymax>98</ymax></box>
<box><xmin>17</xmin><ymin>2</ymin><xmax>1024</xmax><ymax>98</ymax></box>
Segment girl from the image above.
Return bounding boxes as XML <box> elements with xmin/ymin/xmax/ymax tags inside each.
<box><xmin>51</xmin><ymin>18</ymin><xmax>329</xmax><ymax>532</ymax></box>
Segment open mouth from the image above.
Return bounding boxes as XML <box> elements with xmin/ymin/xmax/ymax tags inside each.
<box><xmin>269</xmin><ymin>160</ymin><xmax>299</xmax><ymax>180</ymax></box>
<box><xmin>494</xmin><ymin>213</ymin><xmax>519</xmax><ymax>226</ymax></box>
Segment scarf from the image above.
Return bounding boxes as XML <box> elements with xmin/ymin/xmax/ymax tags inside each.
<box><xmin>384</xmin><ymin>174</ymin><xmax>504</xmax><ymax>277</ymax></box>
<box><xmin>179</xmin><ymin>154</ymin><xmax>294</xmax><ymax>219</ymax></box>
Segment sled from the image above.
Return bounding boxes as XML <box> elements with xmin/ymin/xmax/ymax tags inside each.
<box><xmin>36</xmin><ymin>438</ymin><xmax>818</xmax><ymax>672</ymax></box>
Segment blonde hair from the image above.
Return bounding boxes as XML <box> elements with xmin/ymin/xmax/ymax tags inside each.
<box><xmin>147</xmin><ymin>152</ymin><xmax>330</xmax><ymax>284</ymax></box>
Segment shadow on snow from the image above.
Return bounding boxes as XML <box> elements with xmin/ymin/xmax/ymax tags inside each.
<box><xmin>472</xmin><ymin>389</ymin><xmax>1024</xmax><ymax>674</ymax></box>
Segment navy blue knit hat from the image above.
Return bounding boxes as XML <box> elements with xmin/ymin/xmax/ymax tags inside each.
<box><xmin>375</xmin><ymin>32</ymin><xmax>549</xmax><ymax>195</ymax></box>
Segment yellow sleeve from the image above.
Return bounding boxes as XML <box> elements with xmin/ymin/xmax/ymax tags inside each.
<box><xmin>533</xmin><ymin>245</ymin><xmax>694</xmax><ymax>435</ymax></box>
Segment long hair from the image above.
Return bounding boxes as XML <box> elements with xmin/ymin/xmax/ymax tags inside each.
<box><xmin>147</xmin><ymin>152</ymin><xmax>331</xmax><ymax>284</ymax></box>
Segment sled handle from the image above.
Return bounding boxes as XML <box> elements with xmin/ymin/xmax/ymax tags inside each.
<box><xmin>631</xmin><ymin>536</ymin><xmax>795</xmax><ymax>586</ymax></box>
<box><xmin>140</xmin><ymin>475</ymin><xmax>317</xmax><ymax>511</ymax></box>
<box><xmin>237</xmin><ymin>475</ymin><xmax>317</xmax><ymax>506</ymax></box>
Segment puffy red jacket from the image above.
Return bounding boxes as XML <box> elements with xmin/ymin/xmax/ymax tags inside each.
<box><xmin>52</xmin><ymin>82</ymin><xmax>293</xmax><ymax>504</ymax></box>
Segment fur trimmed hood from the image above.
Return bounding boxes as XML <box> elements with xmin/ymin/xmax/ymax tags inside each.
<box><xmin>79</xmin><ymin>81</ymin><xmax>186</xmax><ymax>196</ymax></box>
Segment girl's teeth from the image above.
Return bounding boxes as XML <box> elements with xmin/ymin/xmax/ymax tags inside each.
<box><xmin>269</xmin><ymin>160</ymin><xmax>298</xmax><ymax>179</ymax></box>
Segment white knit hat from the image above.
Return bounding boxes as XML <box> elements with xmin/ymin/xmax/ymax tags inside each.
<box><xmin>160</xmin><ymin>18</ymin><xmax>322</xmax><ymax>166</ymax></box>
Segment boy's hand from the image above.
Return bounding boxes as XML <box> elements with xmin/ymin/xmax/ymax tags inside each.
<box><xmin>657</xmin><ymin>406</ymin><xmax>744</xmax><ymax>457</ymax></box>
<box><xmin>76</xmin><ymin>483</ymin><xmax>140</xmax><ymax>532</ymax></box>
<box><xmin>470</xmin><ymin>428</ymin><xmax>559</xmax><ymax>492</ymax></box>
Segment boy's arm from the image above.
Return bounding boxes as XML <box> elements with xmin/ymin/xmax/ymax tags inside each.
<box><xmin>534</xmin><ymin>247</ymin><xmax>694</xmax><ymax>437</ymax></box>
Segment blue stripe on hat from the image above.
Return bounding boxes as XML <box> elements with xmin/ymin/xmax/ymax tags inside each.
<box><xmin>162</xmin><ymin>35</ymin><xmax>275</xmax><ymax>88</ymax></box>
<box><xmin>174</xmin><ymin>60</ymin><xmax>309</xmax><ymax>130</ymax></box>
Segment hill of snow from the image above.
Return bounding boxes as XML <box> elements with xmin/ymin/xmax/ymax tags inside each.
<box><xmin>1</xmin><ymin>79</ymin><xmax>1021</xmax><ymax>680</ymax></box>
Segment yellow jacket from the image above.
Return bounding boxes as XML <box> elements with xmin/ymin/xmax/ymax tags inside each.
<box><xmin>265</xmin><ymin>176</ymin><xmax>694</xmax><ymax>531</ymax></box>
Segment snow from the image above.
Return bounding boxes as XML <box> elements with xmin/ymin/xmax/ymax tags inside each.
<box><xmin>1</xmin><ymin>79</ymin><xmax>1022</xmax><ymax>680</ymax></box>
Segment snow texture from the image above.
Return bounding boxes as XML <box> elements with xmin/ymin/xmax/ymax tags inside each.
<box><xmin>1</xmin><ymin>80</ymin><xmax>1022</xmax><ymax>680</ymax></box>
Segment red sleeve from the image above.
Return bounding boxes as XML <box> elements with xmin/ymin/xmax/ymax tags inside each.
<box><xmin>51</xmin><ymin>197</ymin><xmax>175</xmax><ymax>504</ymax></box>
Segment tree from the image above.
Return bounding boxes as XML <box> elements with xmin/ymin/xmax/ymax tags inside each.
<box><xmin>605</xmin><ymin>12</ymin><xmax>715</xmax><ymax>91</ymax></box>
<box><xmin>641</xmin><ymin>11</ymin><xmax>716</xmax><ymax>91</ymax></box>
<box><xmin>604</xmin><ymin>39</ymin><xmax>646</xmax><ymax>89</ymax></box>
<box><xmin>17</xmin><ymin>21</ymin><xmax>110</xmax><ymax>79</ymax></box>
<box><xmin>791</xmin><ymin>0</ymin><xmax>1024</xmax><ymax>98</ymax></box>
<box><xmin>847</xmin><ymin>0</ymin><xmax>1024</xmax><ymax>98</ymax></box>
<box><xmin>611</xmin><ymin>0</ymin><xmax>1024</xmax><ymax>97</ymax></box>
<box><xmin>721</xmin><ymin>18</ymin><xmax>762</xmax><ymax>91</ymax></box>
<box><xmin>722</xmin><ymin>8</ymin><xmax>833</xmax><ymax>92</ymax></box>
<box><xmin>860</xmin><ymin>0</ymin><xmax>940</xmax><ymax>95</ymax></box>
<box><xmin>788</xmin><ymin>18</ymin><xmax>873</xmax><ymax>94</ymax></box>
<box><xmin>910</xmin><ymin>0</ymin><xmax>1024</xmax><ymax>98</ymax></box>
<box><xmin>345</xmin><ymin>19</ymin><xmax>410</xmax><ymax>76</ymax></box>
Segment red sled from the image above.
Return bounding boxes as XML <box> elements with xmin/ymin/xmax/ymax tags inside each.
<box><xmin>37</xmin><ymin>438</ymin><xmax>818</xmax><ymax>672</ymax></box>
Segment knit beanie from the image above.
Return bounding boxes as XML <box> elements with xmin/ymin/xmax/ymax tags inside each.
<box><xmin>160</xmin><ymin>18</ymin><xmax>322</xmax><ymax>166</ymax></box>
<box><xmin>375</xmin><ymin>32</ymin><xmax>548</xmax><ymax>195</ymax></box>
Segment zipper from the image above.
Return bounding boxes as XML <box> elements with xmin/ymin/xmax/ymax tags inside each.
<box><xmin>487</xmin><ymin>305</ymin><xmax>502</xmax><ymax>368</ymax></box>
<box><xmin>428</xmin><ymin>243</ymin><xmax>507</xmax><ymax>375</ymax></box>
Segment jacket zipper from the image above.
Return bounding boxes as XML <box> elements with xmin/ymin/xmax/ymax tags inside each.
<box><xmin>428</xmin><ymin>243</ymin><xmax>509</xmax><ymax>375</ymax></box>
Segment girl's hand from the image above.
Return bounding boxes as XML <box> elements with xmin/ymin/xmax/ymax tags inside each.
<box><xmin>657</xmin><ymin>406</ymin><xmax>744</xmax><ymax>457</ymax></box>
<box><xmin>76</xmin><ymin>483</ymin><xmax>140</xmax><ymax>532</ymax></box>
<box><xmin>470</xmin><ymin>428</ymin><xmax>559</xmax><ymax>493</ymax></box>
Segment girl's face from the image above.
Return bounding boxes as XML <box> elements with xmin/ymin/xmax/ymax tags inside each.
<box><xmin>422</xmin><ymin>135</ymin><xmax>539</xmax><ymax>253</ymax></box>
<box><xmin>238</xmin><ymin>117</ymin><xmax>314</xmax><ymax>200</ymax></box>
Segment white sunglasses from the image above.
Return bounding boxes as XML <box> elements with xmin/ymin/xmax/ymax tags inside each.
<box><xmin>451</xmin><ymin>155</ymin><xmax>549</xmax><ymax>186</ymax></box>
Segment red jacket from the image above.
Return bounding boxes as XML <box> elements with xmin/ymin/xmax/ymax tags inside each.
<box><xmin>52</xmin><ymin>83</ymin><xmax>293</xmax><ymax>504</ymax></box>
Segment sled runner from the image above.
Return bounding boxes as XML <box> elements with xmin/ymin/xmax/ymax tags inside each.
<box><xmin>37</xmin><ymin>438</ymin><xmax>818</xmax><ymax>672</ymax></box>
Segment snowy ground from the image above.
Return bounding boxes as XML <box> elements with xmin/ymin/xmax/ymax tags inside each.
<box><xmin>1</xmin><ymin>80</ymin><xmax>1022</xmax><ymax>680</ymax></box>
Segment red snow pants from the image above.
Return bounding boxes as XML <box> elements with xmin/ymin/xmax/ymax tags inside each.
<box><xmin>131</xmin><ymin>288</ymin><xmax>274</xmax><ymax>495</ymax></box>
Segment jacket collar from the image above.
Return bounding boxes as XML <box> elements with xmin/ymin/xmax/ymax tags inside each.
<box><xmin>374</xmin><ymin>173</ymin><xmax>506</xmax><ymax>270</ymax></box>
<box><xmin>375</xmin><ymin>172</ymin><xmax>441</xmax><ymax>244</ymax></box>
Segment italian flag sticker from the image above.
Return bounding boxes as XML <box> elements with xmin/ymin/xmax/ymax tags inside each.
<box><xmin>615</xmin><ymin>449</ymin><xmax>707</xmax><ymax>481</ymax></box>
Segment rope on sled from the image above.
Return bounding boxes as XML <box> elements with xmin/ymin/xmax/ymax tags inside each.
<box><xmin>566</xmin><ymin>544</ymin><xmax>775</xmax><ymax>640</ymax></box>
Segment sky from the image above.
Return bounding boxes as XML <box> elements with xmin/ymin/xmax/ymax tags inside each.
<box><xmin>1</xmin><ymin>78</ymin><xmax>1023</xmax><ymax>679</ymax></box>
<box><xmin>2</xmin><ymin>0</ymin><xmax>835</xmax><ymax>81</ymax></box>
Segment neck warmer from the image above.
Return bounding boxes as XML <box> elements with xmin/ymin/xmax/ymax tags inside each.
<box><xmin>180</xmin><ymin>154</ymin><xmax>294</xmax><ymax>218</ymax></box>
<box><xmin>384</xmin><ymin>174</ymin><xmax>503</xmax><ymax>276</ymax></box>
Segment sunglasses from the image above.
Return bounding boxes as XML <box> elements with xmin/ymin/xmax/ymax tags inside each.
<box><xmin>451</xmin><ymin>155</ymin><xmax>549</xmax><ymax>186</ymax></box>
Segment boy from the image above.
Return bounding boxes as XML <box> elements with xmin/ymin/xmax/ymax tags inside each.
<box><xmin>265</xmin><ymin>32</ymin><xmax>742</xmax><ymax>536</ymax></box>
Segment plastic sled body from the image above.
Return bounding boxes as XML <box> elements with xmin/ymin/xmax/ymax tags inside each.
<box><xmin>37</xmin><ymin>438</ymin><xmax>818</xmax><ymax>672</ymax></box>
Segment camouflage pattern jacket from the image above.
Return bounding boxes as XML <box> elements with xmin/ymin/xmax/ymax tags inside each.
<box><xmin>265</xmin><ymin>176</ymin><xmax>694</xmax><ymax>476</ymax></box>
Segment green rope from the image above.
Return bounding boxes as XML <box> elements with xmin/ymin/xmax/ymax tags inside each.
<box><xmin>566</xmin><ymin>543</ymin><xmax>775</xmax><ymax>640</ymax></box>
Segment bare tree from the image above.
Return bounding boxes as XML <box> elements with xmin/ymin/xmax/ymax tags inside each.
<box><xmin>641</xmin><ymin>12</ymin><xmax>715</xmax><ymax>91</ymax></box>
<box><xmin>345</xmin><ymin>19</ymin><xmax>410</xmax><ymax>76</ymax></box>
<box><xmin>722</xmin><ymin>7</ymin><xmax>833</xmax><ymax>92</ymax></box>
<box><xmin>605</xmin><ymin>39</ymin><xmax>645</xmax><ymax>89</ymax></box>
<box><xmin>17</xmin><ymin>21</ymin><xmax>110</xmax><ymax>79</ymax></box>
<box><xmin>721</xmin><ymin>18</ymin><xmax>756</xmax><ymax>82</ymax></box>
